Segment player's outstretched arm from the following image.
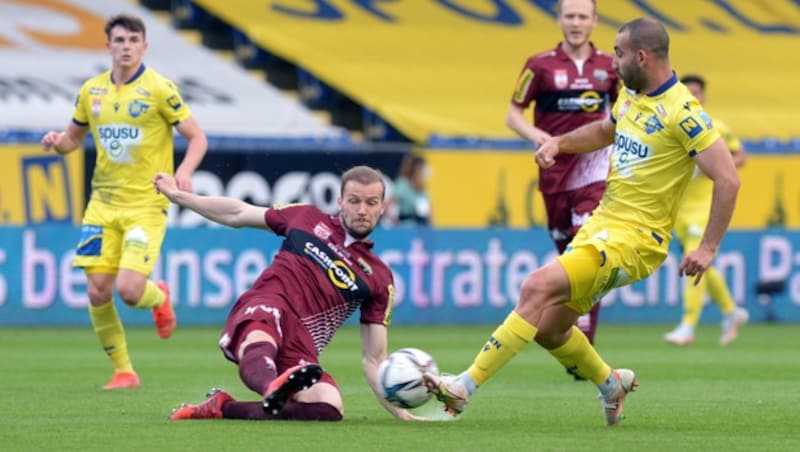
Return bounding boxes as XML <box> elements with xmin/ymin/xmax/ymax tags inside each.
<box><xmin>679</xmin><ymin>137</ymin><xmax>740</xmax><ymax>284</ymax></box>
<box><xmin>153</xmin><ymin>172</ymin><xmax>268</xmax><ymax>229</ymax></box>
<box><xmin>360</xmin><ymin>323</ymin><xmax>426</xmax><ymax>421</ymax></box>
<box><xmin>535</xmin><ymin>117</ymin><xmax>615</xmax><ymax>168</ymax></box>
<box><xmin>41</xmin><ymin>122</ymin><xmax>89</xmax><ymax>154</ymax></box>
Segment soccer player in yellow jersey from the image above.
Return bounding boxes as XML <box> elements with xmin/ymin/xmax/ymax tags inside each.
<box><xmin>40</xmin><ymin>14</ymin><xmax>208</xmax><ymax>390</ymax></box>
<box><xmin>664</xmin><ymin>74</ymin><xmax>748</xmax><ymax>347</ymax></box>
<box><xmin>424</xmin><ymin>18</ymin><xmax>740</xmax><ymax>426</ymax></box>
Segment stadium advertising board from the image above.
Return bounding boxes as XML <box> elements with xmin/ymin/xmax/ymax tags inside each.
<box><xmin>0</xmin><ymin>145</ymin><xmax>84</xmax><ymax>225</ymax></box>
<box><xmin>1</xmin><ymin>226</ymin><xmax>798</xmax><ymax>326</ymax></box>
<box><xmin>425</xmin><ymin>150</ymin><xmax>800</xmax><ymax>229</ymax></box>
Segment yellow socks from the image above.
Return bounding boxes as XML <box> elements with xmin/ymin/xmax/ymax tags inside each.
<box><xmin>466</xmin><ymin>311</ymin><xmax>537</xmax><ymax>386</ymax></box>
<box><xmin>89</xmin><ymin>302</ymin><xmax>134</xmax><ymax>373</ymax></box>
<box><xmin>705</xmin><ymin>267</ymin><xmax>737</xmax><ymax>315</ymax></box>
<box><xmin>681</xmin><ymin>273</ymin><xmax>707</xmax><ymax>327</ymax></box>
<box><xmin>549</xmin><ymin>326</ymin><xmax>611</xmax><ymax>385</ymax></box>
<box><xmin>133</xmin><ymin>280</ymin><xmax>165</xmax><ymax>309</ymax></box>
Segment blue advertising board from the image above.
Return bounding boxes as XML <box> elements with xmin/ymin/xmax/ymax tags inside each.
<box><xmin>1</xmin><ymin>225</ymin><xmax>798</xmax><ymax>326</ymax></box>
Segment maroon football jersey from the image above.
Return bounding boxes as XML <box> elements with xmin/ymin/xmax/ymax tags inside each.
<box><xmin>511</xmin><ymin>42</ymin><xmax>619</xmax><ymax>194</ymax></box>
<box><xmin>230</xmin><ymin>204</ymin><xmax>394</xmax><ymax>353</ymax></box>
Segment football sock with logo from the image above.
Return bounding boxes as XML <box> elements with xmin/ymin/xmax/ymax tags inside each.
<box><xmin>466</xmin><ymin>311</ymin><xmax>537</xmax><ymax>386</ymax></box>
<box><xmin>132</xmin><ymin>280</ymin><xmax>165</xmax><ymax>309</ymax></box>
<box><xmin>238</xmin><ymin>342</ymin><xmax>279</xmax><ymax>395</ymax></box>
<box><xmin>705</xmin><ymin>267</ymin><xmax>737</xmax><ymax>315</ymax></box>
<box><xmin>548</xmin><ymin>326</ymin><xmax>611</xmax><ymax>385</ymax></box>
<box><xmin>89</xmin><ymin>301</ymin><xmax>134</xmax><ymax>373</ymax></box>
<box><xmin>681</xmin><ymin>274</ymin><xmax>707</xmax><ymax>327</ymax></box>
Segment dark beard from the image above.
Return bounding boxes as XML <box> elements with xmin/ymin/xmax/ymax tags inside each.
<box><xmin>343</xmin><ymin>223</ymin><xmax>372</xmax><ymax>240</ymax></box>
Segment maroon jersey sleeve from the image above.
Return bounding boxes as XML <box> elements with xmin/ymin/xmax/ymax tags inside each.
<box><xmin>359</xmin><ymin>266</ymin><xmax>395</xmax><ymax>327</ymax></box>
<box><xmin>510</xmin><ymin>57</ymin><xmax>540</xmax><ymax>109</ymax></box>
<box><xmin>264</xmin><ymin>204</ymin><xmax>317</xmax><ymax>236</ymax></box>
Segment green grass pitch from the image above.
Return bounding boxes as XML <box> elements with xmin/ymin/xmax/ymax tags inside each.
<box><xmin>1</xmin><ymin>324</ymin><xmax>798</xmax><ymax>451</ymax></box>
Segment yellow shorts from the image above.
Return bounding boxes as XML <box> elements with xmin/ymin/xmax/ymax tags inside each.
<box><xmin>557</xmin><ymin>217</ymin><xmax>669</xmax><ymax>314</ymax></box>
<box><xmin>73</xmin><ymin>199</ymin><xmax>167</xmax><ymax>275</ymax></box>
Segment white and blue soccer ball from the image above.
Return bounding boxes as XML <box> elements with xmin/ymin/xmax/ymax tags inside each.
<box><xmin>378</xmin><ymin>348</ymin><xmax>439</xmax><ymax>409</ymax></box>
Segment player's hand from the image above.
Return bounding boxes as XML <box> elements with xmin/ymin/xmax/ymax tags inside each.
<box><xmin>41</xmin><ymin>131</ymin><xmax>62</xmax><ymax>152</ymax></box>
<box><xmin>679</xmin><ymin>246</ymin><xmax>715</xmax><ymax>285</ymax></box>
<box><xmin>174</xmin><ymin>168</ymin><xmax>194</xmax><ymax>192</ymax></box>
<box><xmin>153</xmin><ymin>172</ymin><xmax>179</xmax><ymax>200</ymax></box>
<box><xmin>532</xmin><ymin>129</ymin><xmax>553</xmax><ymax>147</ymax></box>
<box><xmin>535</xmin><ymin>138</ymin><xmax>560</xmax><ymax>169</ymax></box>
<box><xmin>394</xmin><ymin>408</ymin><xmax>428</xmax><ymax>421</ymax></box>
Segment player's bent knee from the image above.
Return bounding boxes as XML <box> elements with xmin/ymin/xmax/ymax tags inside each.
<box><xmin>295</xmin><ymin>382</ymin><xmax>344</xmax><ymax>413</ymax></box>
<box><xmin>237</xmin><ymin>330</ymin><xmax>278</xmax><ymax>360</ymax></box>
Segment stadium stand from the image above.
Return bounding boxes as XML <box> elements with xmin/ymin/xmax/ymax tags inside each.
<box><xmin>150</xmin><ymin>0</ymin><xmax>800</xmax><ymax>152</ymax></box>
<box><xmin>0</xmin><ymin>0</ymin><xmax>352</xmax><ymax>148</ymax></box>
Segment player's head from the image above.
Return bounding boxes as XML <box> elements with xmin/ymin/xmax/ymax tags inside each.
<box><xmin>338</xmin><ymin>166</ymin><xmax>386</xmax><ymax>240</ymax></box>
<box><xmin>556</xmin><ymin>0</ymin><xmax>597</xmax><ymax>49</ymax></box>
<box><xmin>105</xmin><ymin>14</ymin><xmax>148</xmax><ymax>71</ymax></box>
<box><xmin>680</xmin><ymin>74</ymin><xmax>707</xmax><ymax>104</ymax></box>
<box><xmin>614</xmin><ymin>18</ymin><xmax>669</xmax><ymax>91</ymax></box>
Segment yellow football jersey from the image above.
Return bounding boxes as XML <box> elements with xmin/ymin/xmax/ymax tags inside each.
<box><xmin>679</xmin><ymin>118</ymin><xmax>741</xmax><ymax>215</ymax></box>
<box><xmin>598</xmin><ymin>73</ymin><xmax>721</xmax><ymax>240</ymax></box>
<box><xmin>73</xmin><ymin>64</ymin><xmax>191</xmax><ymax>208</ymax></box>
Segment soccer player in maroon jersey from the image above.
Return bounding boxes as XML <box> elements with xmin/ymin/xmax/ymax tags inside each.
<box><xmin>156</xmin><ymin>166</ymin><xmax>421</xmax><ymax>421</ymax></box>
<box><xmin>506</xmin><ymin>0</ymin><xmax>618</xmax><ymax>363</ymax></box>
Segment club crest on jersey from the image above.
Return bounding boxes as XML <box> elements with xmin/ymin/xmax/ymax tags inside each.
<box><xmin>313</xmin><ymin>222</ymin><xmax>333</xmax><ymax>239</ymax></box>
<box><xmin>554</xmin><ymin>69</ymin><xmax>568</xmax><ymax>89</ymax></box>
<box><xmin>128</xmin><ymin>100</ymin><xmax>150</xmax><ymax>118</ymax></box>
<box><xmin>593</xmin><ymin>69</ymin><xmax>608</xmax><ymax>82</ymax></box>
<box><xmin>644</xmin><ymin>115</ymin><xmax>664</xmax><ymax>134</ymax></box>
<box><xmin>357</xmin><ymin>257</ymin><xmax>373</xmax><ymax>275</ymax></box>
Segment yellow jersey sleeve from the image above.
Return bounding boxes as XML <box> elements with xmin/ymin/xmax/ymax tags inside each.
<box><xmin>157</xmin><ymin>77</ymin><xmax>191</xmax><ymax>125</ymax></box>
<box><xmin>72</xmin><ymin>81</ymin><xmax>90</xmax><ymax>126</ymax></box>
<box><xmin>672</xmin><ymin>99</ymin><xmax>719</xmax><ymax>158</ymax></box>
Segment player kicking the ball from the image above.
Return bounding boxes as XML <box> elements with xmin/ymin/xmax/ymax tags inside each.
<box><xmin>424</xmin><ymin>18</ymin><xmax>740</xmax><ymax>426</ymax></box>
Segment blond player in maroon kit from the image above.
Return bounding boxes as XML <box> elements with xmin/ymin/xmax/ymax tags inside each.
<box><xmin>506</xmin><ymin>0</ymin><xmax>618</xmax><ymax>367</ymax></box>
<box><xmin>158</xmin><ymin>166</ymin><xmax>422</xmax><ymax>421</ymax></box>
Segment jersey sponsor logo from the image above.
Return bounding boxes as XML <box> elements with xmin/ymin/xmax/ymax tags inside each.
<box><xmin>128</xmin><ymin>100</ymin><xmax>150</xmax><ymax>119</ymax></box>
<box><xmin>554</xmin><ymin>69</ymin><xmax>568</xmax><ymax>89</ymax></box>
<box><xmin>304</xmin><ymin>241</ymin><xmax>359</xmax><ymax>292</ymax></box>
<box><xmin>679</xmin><ymin>116</ymin><xmax>703</xmax><ymax>138</ymax></box>
<box><xmin>513</xmin><ymin>68</ymin><xmax>534</xmax><ymax>103</ymax></box>
<box><xmin>89</xmin><ymin>88</ymin><xmax>107</xmax><ymax>96</ymax></box>
<box><xmin>96</xmin><ymin>124</ymin><xmax>143</xmax><ymax>163</ymax></box>
<box><xmin>555</xmin><ymin>90</ymin><xmax>604</xmax><ymax>112</ymax></box>
<box><xmin>282</xmin><ymin>230</ymin><xmax>373</xmax><ymax>303</ymax></box>
<box><xmin>656</xmin><ymin>104</ymin><xmax>667</xmax><ymax>118</ymax></box>
<box><xmin>136</xmin><ymin>87</ymin><xmax>151</xmax><ymax>98</ymax></box>
<box><xmin>614</xmin><ymin>132</ymin><xmax>650</xmax><ymax>174</ymax></box>
<box><xmin>166</xmin><ymin>95</ymin><xmax>182</xmax><ymax>111</ymax></box>
<box><xmin>644</xmin><ymin>114</ymin><xmax>664</xmax><ymax>134</ymax></box>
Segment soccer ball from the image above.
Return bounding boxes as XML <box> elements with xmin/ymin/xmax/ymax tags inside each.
<box><xmin>377</xmin><ymin>348</ymin><xmax>439</xmax><ymax>409</ymax></box>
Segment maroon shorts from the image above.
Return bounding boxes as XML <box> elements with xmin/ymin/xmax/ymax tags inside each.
<box><xmin>218</xmin><ymin>293</ymin><xmax>338</xmax><ymax>388</ymax></box>
<box><xmin>542</xmin><ymin>181</ymin><xmax>606</xmax><ymax>253</ymax></box>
